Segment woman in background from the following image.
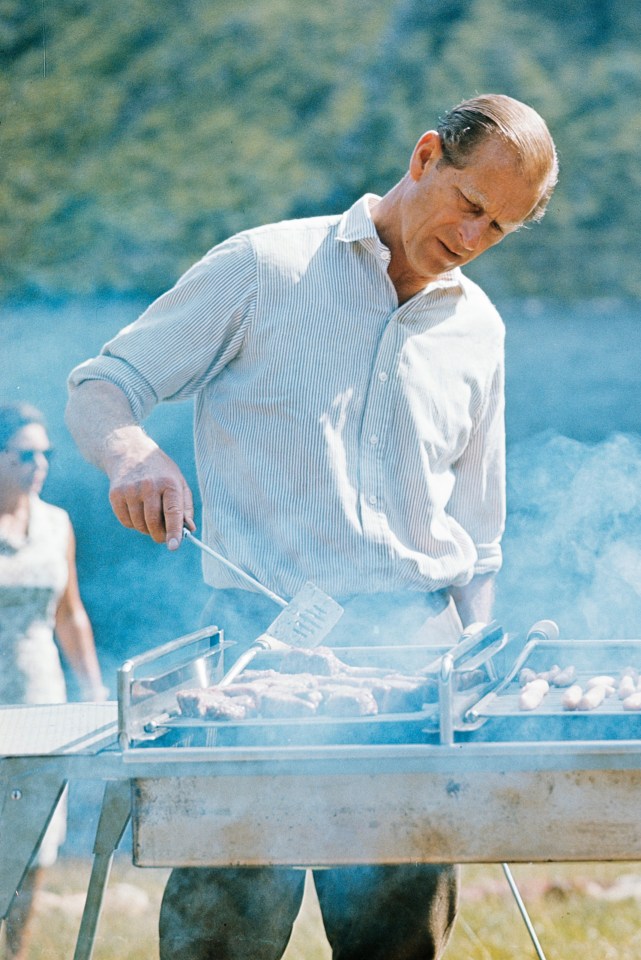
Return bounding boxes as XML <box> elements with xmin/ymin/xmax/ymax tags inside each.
<box><xmin>0</xmin><ymin>402</ymin><xmax>106</xmax><ymax>960</ymax></box>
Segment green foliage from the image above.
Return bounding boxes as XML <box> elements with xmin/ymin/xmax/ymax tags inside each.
<box><xmin>2</xmin><ymin>0</ymin><xmax>640</xmax><ymax>300</ymax></box>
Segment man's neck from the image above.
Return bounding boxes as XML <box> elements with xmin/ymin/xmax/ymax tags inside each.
<box><xmin>370</xmin><ymin>189</ymin><xmax>443</xmax><ymax>305</ymax></box>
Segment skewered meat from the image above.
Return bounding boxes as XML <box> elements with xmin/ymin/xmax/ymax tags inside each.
<box><xmin>577</xmin><ymin>685</ymin><xmax>608</xmax><ymax>711</ymax></box>
<box><xmin>260</xmin><ymin>691</ymin><xmax>321</xmax><ymax>718</ymax></box>
<box><xmin>336</xmin><ymin>664</ymin><xmax>397</xmax><ymax>678</ymax></box>
<box><xmin>519</xmin><ymin>668</ymin><xmax>538</xmax><ymax>687</ymax></box>
<box><xmin>586</xmin><ymin>675</ymin><xmax>616</xmax><ymax>693</ymax></box>
<box><xmin>618</xmin><ymin>675</ymin><xmax>637</xmax><ymax>700</ymax></box>
<box><xmin>279</xmin><ymin>646</ymin><xmax>345</xmax><ymax>676</ymax></box>
<box><xmin>176</xmin><ymin>689</ymin><xmax>256</xmax><ymax>720</ymax></box>
<box><xmin>519</xmin><ymin>678</ymin><xmax>549</xmax><ymax>711</ymax></box>
<box><xmin>549</xmin><ymin>665</ymin><xmax>576</xmax><ymax>687</ymax></box>
<box><xmin>561</xmin><ymin>684</ymin><xmax>584</xmax><ymax>711</ymax></box>
<box><xmin>520</xmin><ymin>665</ymin><xmax>576</xmax><ymax>689</ymax></box>
<box><xmin>537</xmin><ymin>664</ymin><xmax>561</xmax><ymax>684</ymax></box>
<box><xmin>321</xmin><ymin>687</ymin><xmax>379</xmax><ymax>717</ymax></box>
<box><xmin>455</xmin><ymin>668</ymin><xmax>488</xmax><ymax>691</ymax></box>
<box><xmin>175</xmin><ymin>642</ymin><xmax>442</xmax><ymax>721</ymax></box>
<box><xmin>375</xmin><ymin>677</ymin><xmax>438</xmax><ymax>713</ymax></box>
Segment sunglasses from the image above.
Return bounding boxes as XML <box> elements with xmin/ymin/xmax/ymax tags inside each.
<box><xmin>3</xmin><ymin>447</ymin><xmax>54</xmax><ymax>464</ymax></box>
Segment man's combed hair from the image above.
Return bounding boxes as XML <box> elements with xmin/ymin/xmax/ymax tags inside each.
<box><xmin>437</xmin><ymin>94</ymin><xmax>559</xmax><ymax>222</ymax></box>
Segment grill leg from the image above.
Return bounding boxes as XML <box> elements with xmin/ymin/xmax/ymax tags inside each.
<box><xmin>73</xmin><ymin>780</ymin><xmax>131</xmax><ymax>960</ymax></box>
<box><xmin>0</xmin><ymin>761</ymin><xmax>66</xmax><ymax>920</ymax></box>
<box><xmin>502</xmin><ymin>863</ymin><xmax>548</xmax><ymax>960</ymax></box>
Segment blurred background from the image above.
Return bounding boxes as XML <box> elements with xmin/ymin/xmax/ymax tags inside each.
<box><xmin>2</xmin><ymin>0</ymin><xmax>641</xmax><ymax>692</ymax></box>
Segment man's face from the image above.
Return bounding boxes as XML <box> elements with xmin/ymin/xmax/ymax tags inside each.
<box><xmin>398</xmin><ymin>132</ymin><xmax>543</xmax><ymax>284</ymax></box>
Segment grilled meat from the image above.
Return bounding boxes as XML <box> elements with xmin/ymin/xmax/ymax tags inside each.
<box><xmin>176</xmin><ymin>646</ymin><xmax>440</xmax><ymax>721</ymax></box>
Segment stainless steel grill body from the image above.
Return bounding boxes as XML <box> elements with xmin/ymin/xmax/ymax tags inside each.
<box><xmin>4</xmin><ymin>624</ymin><xmax>641</xmax><ymax>960</ymax></box>
<box><xmin>117</xmin><ymin>625</ymin><xmax>641</xmax><ymax>867</ymax></box>
<box><xmin>129</xmin><ymin>743</ymin><xmax>641</xmax><ymax>866</ymax></box>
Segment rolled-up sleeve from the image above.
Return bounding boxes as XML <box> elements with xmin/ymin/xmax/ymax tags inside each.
<box><xmin>68</xmin><ymin>233</ymin><xmax>256</xmax><ymax>421</ymax></box>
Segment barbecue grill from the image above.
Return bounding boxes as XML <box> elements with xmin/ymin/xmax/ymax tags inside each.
<box><xmin>2</xmin><ymin>619</ymin><xmax>641</xmax><ymax>960</ymax></box>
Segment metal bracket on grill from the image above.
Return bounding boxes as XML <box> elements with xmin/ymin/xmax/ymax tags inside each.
<box><xmin>425</xmin><ymin>621</ymin><xmax>505</xmax><ymax>675</ymax></box>
<box><xmin>435</xmin><ymin>621</ymin><xmax>508</xmax><ymax>743</ymax></box>
<box><xmin>118</xmin><ymin>625</ymin><xmax>230</xmax><ymax>749</ymax></box>
<box><xmin>439</xmin><ymin>653</ymin><xmax>456</xmax><ymax>745</ymax></box>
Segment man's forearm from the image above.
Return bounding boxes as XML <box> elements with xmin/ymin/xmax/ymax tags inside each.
<box><xmin>449</xmin><ymin>573</ymin><xmax>496</xmax><ymax>629</ymax></box>
<box><xmin>65</xmin><ymin>380</ymin><xmax>155</xmax><ymax>474</ymax></box>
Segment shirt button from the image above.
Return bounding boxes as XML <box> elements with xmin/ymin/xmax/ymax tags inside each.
<box><xmin>369</xmin><ymin>435</ymin><xmax>379</xmax><ymax>445</ymax></box>
<box><xmin>368</xmin><ymin>495</ymin><xmax>377</xmax><ymax>505</ymax></box>
<box><xmin>378</xmin><ymin>371</ymin><xmax>388</xmax><ymax>382</ymax></box>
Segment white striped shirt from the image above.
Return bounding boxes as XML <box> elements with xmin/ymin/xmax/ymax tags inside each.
<box><xmin>69</xmin><ymin>195</ymin><xmax>505</xmax><ymax>597</ymax></box>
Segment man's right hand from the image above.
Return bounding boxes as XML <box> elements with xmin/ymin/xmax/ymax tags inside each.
<box><xmin>66</xmin><ymin>380</ymin><xmax>195</xmax><ymax>550</ymax></box>
<box><xmin>106</xmin><ymin>435</ymin><xmax>195</xmax><ymax>549</ymax></box>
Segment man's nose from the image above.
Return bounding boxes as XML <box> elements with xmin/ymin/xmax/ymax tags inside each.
<box><xmin>459</xmin><ymin>217</ymin><xmax>488</xmax><ymax>250</ymax></box>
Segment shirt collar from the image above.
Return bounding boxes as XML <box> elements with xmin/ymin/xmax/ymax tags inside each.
<box><xmin>336</xmin><ymin>194</ymin><xmax>462</xmax><ymax>295</ymax></box>
<box><xmin>336</xmin><ymin>193</ymin><xmax>382</xmax><ymax>244</ymax></box>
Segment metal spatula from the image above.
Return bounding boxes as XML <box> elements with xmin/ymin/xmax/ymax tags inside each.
<box><xmin>183</xmin><ymin>528</ymin><xmax>343</xmax><ymax>682</ymax></box>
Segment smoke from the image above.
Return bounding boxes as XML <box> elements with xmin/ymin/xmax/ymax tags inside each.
<box><xmin>496</xmin><ymin>431</ymin><xmax>641</xmax><ymax>641</ymax></box>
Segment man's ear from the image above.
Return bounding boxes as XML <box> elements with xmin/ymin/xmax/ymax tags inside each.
<box><xmin>409</xmin><ymin>130</ymin><xmax>443</xmax><ymax>181</ymax></box>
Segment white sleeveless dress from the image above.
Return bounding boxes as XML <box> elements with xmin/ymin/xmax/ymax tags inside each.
<box><xmin>0</xmin><ymin>495</ymin><xmax>70</xmax><ymax>864</ymax></box>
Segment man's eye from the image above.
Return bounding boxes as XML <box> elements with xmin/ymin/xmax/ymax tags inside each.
<box><xmin>460</xmin><ymin>192</ymin><xmax>486</xmax><ymax>217</ymax></box>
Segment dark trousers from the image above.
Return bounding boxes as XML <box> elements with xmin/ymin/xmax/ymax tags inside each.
<box><xmin>159</xmin><ymin>863</ymin><xmax>459</xmax><ymax>960</ymax></box>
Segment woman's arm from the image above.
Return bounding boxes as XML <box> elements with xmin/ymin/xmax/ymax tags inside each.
<box><xmin>55</xmin><ymin>522</ymin><xmax>108</xmax><ymax>700</ymax></box>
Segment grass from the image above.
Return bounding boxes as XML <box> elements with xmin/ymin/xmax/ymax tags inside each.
<box><xmin>11</xmin><ymin>858</ymin><xmax>641</xmax><ymax>959</ymax></box>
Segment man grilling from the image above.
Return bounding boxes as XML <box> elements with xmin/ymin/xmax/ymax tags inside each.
<box><xmin>66</xmin><ymin>93</ymin><xmax>558</xmax><ymax>960</ymax></box>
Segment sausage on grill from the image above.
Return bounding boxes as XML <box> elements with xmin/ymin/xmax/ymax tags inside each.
<box><xmin>519</xmin><ymin>678</ymin><xmax>549</xmax><ymax>711</ymax></box>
